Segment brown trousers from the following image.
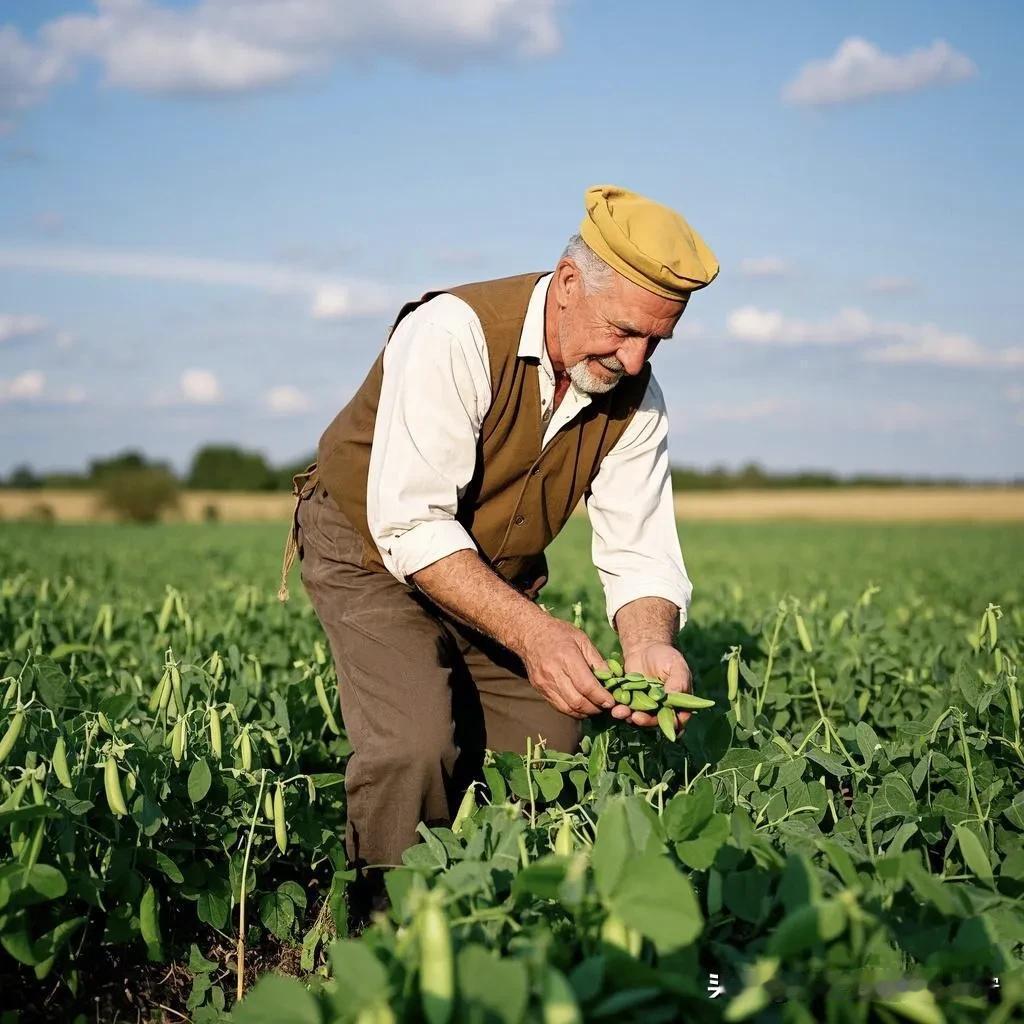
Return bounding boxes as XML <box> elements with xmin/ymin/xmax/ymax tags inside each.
<box><xmin>295</xmin><ymin>483</ymin><xmax>580</xmax><ymax>869</ymax></box>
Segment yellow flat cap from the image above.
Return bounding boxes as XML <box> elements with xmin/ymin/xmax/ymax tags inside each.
<box><xmin>579</xmin><ymin>184</ymin><xmax>719</xmax><ymax>301</ymax></box>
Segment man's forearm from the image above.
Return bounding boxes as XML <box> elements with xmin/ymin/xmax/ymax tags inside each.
<box><xmin>614</xmin><ymin>596</ymin><xmax>681</xmax><ymax>656</ymax></box>
<box><xmin>410</xmin><ymin>550</ymin><xmax>549</xmax><ymax>656</ymax></box>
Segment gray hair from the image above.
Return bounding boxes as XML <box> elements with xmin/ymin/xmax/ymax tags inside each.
<box><xmin>559</xmin><ymin>233</ymin><xmax>614</xmax><ymax>294</ymax></box>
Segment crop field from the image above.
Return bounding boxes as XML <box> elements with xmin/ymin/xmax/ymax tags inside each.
<box><xmin>1</xmin><ymin>519</ymin><xmax>1023</xmax><ymax>1023</ymax></box>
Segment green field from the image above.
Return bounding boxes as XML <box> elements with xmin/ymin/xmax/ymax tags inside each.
<box><xmin>1</xmin><ymin>520</ymin><xmax>1023</xmax><ymax>1023</ymax></box>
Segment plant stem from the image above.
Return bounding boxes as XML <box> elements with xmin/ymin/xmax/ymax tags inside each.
<box><xmin>236</xmin><ymin>769</ymin><xmax>267</xmax><ymax>1005</ymax></box>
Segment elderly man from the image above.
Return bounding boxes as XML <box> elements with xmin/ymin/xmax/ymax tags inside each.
<box><xmin>282</xmin><ymin>184</ymin><xmax>718</xmax><ymax>914</ymax></box>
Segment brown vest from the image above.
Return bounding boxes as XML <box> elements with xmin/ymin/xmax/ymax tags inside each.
<box><xmin>313</xmin><ymin>271</ymin><xmax>650</xmax><ymax>590</ymax></box>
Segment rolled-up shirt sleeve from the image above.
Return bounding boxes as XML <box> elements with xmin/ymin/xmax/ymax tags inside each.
<box><xmin>366</xmin><ymin>296</ymin><xmax>492</xmax><ymax>584</ymax></box>
<box><xmin>586</xmin><ymin>373</ymin><xmax>693</xmax><ymax>630</ymax></box>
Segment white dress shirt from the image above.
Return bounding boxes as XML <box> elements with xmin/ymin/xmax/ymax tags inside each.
<box><xmin>365</xmin><ymin>273</ymin><xmax>693</xmax><ymax>629</ymax></box>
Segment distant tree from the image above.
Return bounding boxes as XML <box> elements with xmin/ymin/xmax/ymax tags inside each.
<box><xmin>5</xmin><ymin>464</ymin><xmax>41</xmax><ymax>489</ymax></box>
<box><xmin>274</xmin><ymin>453</ymin><xmax>318</xmax><ymax>491</ymax></box>
<box><xmin>98</xmin><ymin>467</ymin><xmax>180</xmax><ymax>523</ymax></box>
<box><xmin>187</xmin><ymin>445</ymin><xmax>276</xmax><ymax>491</ymax></box>
<box><xmin>89</xmin><ymin>450</ymin><xmax>175</xmax><ymax>484</ymax></box>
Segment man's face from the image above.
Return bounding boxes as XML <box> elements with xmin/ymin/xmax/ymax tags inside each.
<box><xmin>551</xmin><ymin>258</ymin><xmax>687</xmax><ymax>394</ymax></box>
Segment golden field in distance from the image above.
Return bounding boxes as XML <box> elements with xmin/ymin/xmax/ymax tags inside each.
<box><xmin>1</xmin><ymin>487</ymin><xmax>1023</xmax><ymax>524</ymax></box>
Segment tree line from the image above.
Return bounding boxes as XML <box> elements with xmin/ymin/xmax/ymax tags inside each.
<box><xmin>2</xmin><ymin>446</ymin><xmax>1016</xmax><ymax>494</ymax></box>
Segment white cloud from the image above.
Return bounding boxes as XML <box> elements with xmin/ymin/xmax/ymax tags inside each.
<box><xmin>311</xmin><ymin>285</ymin><xmax>351</xmax><ymax>320</ymax></box>
<box><xmin>0</xmin><ymin>369</ymin><xmax>45</xmax><ymax>401</ymax></box>
<box><xmin>0</xmin><ymin>243</ymin><xmax>395</xmax><ymax>319</ymax></box>
<box><xmin>267</xmin><ymin>385</ymin><xmax>311</xmax><ymax>415</ymax></box>
<box><xmin>727</xmin><ymin>305</ymin><xmax>1024</xmax><ymax>368</ymax></box>
<box><xmin>867</xmin><ymin>276</ymin><xmax>916</xmax><ymax>294</ymax></box>
<box><xmin>727</xmin><ymin>306</ymin><xmax>873</xmax><ymax>346</ymax></box>
<box><xmin>0</xmin><ymin>370</ymin><xmax>86</xmax><ymax>405</ymax></box>
<box><xmin>2</xmin><ymin>0</ymin><xmax>562</xmax><ymax>119</ymax></box>
<box><xmin>692</xmin><ymin>397</ymin><xmax>801</xmax><ymax>424</ymax></box>
<box><xmin>783</xmin><ymin>37</ymin><xmax>977</xmax><ymax>107</ymax></box>
<box><xmin>0</xmin><ymin>24</ymin><xmax>72</xmax><ymax>118</ymax></box>
<box><xmin>866</xmin><ymin>328</ymin><xmax>1024</xmax><ymax>368</ymax></box>
<box><xmin>0</xmin><ymin>313</ymin><xmax>48</xmax><ymax>343</ymax></box>
<box><xmin>180</xmin><ymin>368</ymin><xmax>222</xmax><ymax>404</ymax></box>
<box><xmin>738</xmin><ymin>257</ymin><xmax>790</xmax><ymax>279</ymax></box>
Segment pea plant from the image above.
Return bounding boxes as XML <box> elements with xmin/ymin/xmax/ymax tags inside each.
<box><xmin>1</xmin><ymin>522</ymin><xmax>1022</xmax><ymax>1023</ymax></box>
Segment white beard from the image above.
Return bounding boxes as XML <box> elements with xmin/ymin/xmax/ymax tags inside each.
<box><xmin>566</xmin><ymin>357</ymin><xmax>624</xmax><ymax>395</ymax></box>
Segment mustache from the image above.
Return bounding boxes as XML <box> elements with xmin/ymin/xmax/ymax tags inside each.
<box><xmin>595</xmin><ymin>355</ymin><xmax>624</xmax><ymax>373</ymax></box>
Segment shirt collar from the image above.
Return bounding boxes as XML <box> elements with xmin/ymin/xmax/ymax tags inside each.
<box><xmin>518</xmin><ymin>271</ymin><xmax>594</xmax><ymax>408</ymax></box>
<box><xmin>518</xmin><ymin>272</ymin><xmax>553</xmax><ymax>364</ymax></box>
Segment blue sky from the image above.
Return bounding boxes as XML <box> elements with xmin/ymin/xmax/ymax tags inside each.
<box><xmin>1</xmin><ymin>0</ymin><xmax>1022</xmax><ymax>480</ymax></box>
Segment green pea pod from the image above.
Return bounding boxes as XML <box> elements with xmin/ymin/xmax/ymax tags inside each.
<box><xmin>620</xmin><ymin>679</ymin><xmax>650</xmax><ymax>692</ymax></box>
<box><xmin>647</xmin><ymin>685</ymin><xmax>665</xmax><ymax>703</ymax></box>
<box><xmin>148</xmin><ymin>669</ymin><xmax>170</xmax><ymax>713</ymax></box>
<box><xmin>727</xmin><ymin>657</ymin><xmax>740</xmax><ymax>702</ymax></box>
<box><xmin>104</xmin><ymin>757</ymin><xmax>128</xmax><ymax>816</ymax></box>
<box><xmin>169</xmin><ymin>664</ymin><xmax>185</xmax><ymax>718</ymax></box>
<box><xmin>592</xmin><ymin>667</ymin><xmax>613</xmax><ymax>682</ymax></box>
<box><xmin>240</xmin><ymin>728</ymin><xmax>253</xmax><ymax>771</ymax></box>
<box><xmin>554</xmin><ymin>814</ymin><xmax>574</xmax><ymax>856</ymax></box>
<box><xmin>624</xmin><ymin>672</ymin><xmax>646</xmax><ymax>682</ymax></box>
<box><xmin>273</xmin><ymin>784</ymin><xmax>288</xmax><ymax>854</ymax></box>
<box><xmin>51</xmin><ymin>735</ymin><xmax>72</xmax><ymax>789</ymax></box>
<box><xmin>171</xmin><ymin>717</ymin><xmax>186</xmax><ymax>763</ymax></box>
<box><xmin>629</xmin><ymin>693</ymin><xmax>659</xmax><ymax>712</ymax></box>
<box><xmin>313</xmin><ymin>673</ymin><xmax>341</xmax><ymax>735</ymax></box>
<box><xmin>0</xmin><ymin>710</ymin><xmax>25</xmax><ymax>764</ymax></box>
<box><xmin>419</xmin><ymin>896</ymin><xmax>454</xmax><ymax>1024</ymax></box>
<box><xmin>208</xmin><ymin>707</ymin><xmax>222</xmax><ymax>760</ymax></box>
<box><xmin>610</xmin><ymin>688</ymin><xmax>629</xmax><ymax>705</ymax></box>
<box><xmin>263</xmin><ymin>789</ymin><xmax>275</xmax><ymax>821</ymax></box>
<box><xmin>657</xmin><ymin>706</ymin><xmax>677</xmax><ymax>742</ymax></box>
<box><xmin>664</xmin><ymin>691</ymin><xmax>716</xmax><ymax>710</ymax></box>
<box><xmin>607</xmin><ymin>659</ymin><xmax>623</xmax><ymax>676</ymax></box>
<box><xmin>795</xmin><ymin>614</ymin><xmax>813</xmax><ymax>653</ymax></box>
<box><xmin>451</xmin><ymin>784</ymin><xmax>477</xmax><ymax>835</ymax></box>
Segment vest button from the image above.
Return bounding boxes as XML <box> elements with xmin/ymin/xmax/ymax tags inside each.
<box><xmin>529</xmin><ymin>466</ymin><xmax>541</xmax><ymax>476</ymax></box>
<box><xmin>514</xmin><ymin>514</ymin><xmax>526</xmax><ymax>526</ymax></box>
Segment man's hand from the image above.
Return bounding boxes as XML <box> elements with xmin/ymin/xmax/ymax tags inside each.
<box><xmin>609</xmin><ymin>641</ymin><xmax>695</xmax><ymax>730</ymax></box>
<box><xmin>519</xmin><ymin>618</ymin><xmax>617</xmax><ymax>719</ymax></box>
<box><xmin>409</xmin><ymin>550</ymin><xmax>615</xmax><ymax>720</ymax></box>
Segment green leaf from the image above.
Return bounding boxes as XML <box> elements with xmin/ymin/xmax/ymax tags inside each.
<box><xmin>674</xmin><ymin>813</ymin><xmax>730</xmax><ymax>870</ymax></box>
<box><xmin>197</xmin><ymin>886</ymin><xmax>230</xmax><ymax>930</ymax></box>
<box><xmin>1003</xmin><ymin>792</ymin><xmax>1024</xmax><ymax>830</ymax></box>
<box><xmin>607</xmin><ymin>852</ymin><xmax>702</xmax><ymax>953</ymax></box>
<box><xmin>663</xmin><ymin>779</ymin><xmax>715</xmax><ymax>841</ymax></box>
<box><xmin>328</xmin><ymin>939</ymin><xmax>390</xmax><ymax>1015</ymax></box>
<box><xmin>259</xmin><ymin>890</ymin><xmax>296</xmax><ymax>941</ymax></box>
<box><xmin>767</xmin><ymin>900</ymin><xmax>846</xmax><ymax>958</ymax></box>
<box><xmin>513</xmin><ymin>856</ymin><xmax>568</xmax><ymax>901</ymax></box>
<box><xmin>591</xmin><ymin>796</ymin><xmax>664</xmax><ymax>899</ymax></box>
<box><xmin>140</xmin><ymin>884</ymin><xmax>164</xmax><ymax>961</ymax></box>
<box><xmin>33</xmin><ymin>656</ymin><xmax>69</xmax><ymax>710</ymax></box>
<box><xmin>234</xmin><ymin>975</ymin><xmax>321</xmax><ymax>1024</ymax></box>
<box><xmin>875</xmin><ymin>984</ymin><xmax>944</xmax><ymax>1024</ymax></box>
<box><xmin>535</xmin><ymin>767</ymin><xmax>564</xmax><ymax>802</ymax></box>
<box><xmin>187</xmin><ymin>758</ymin><xmax>212</xmax><ymax>803</ymax></box>
<box><xmin>954</xmin><ymin>824</ymin><xmax>993</xmax><ymax>886</ymax></box>
<box><xmin>855</xmin><ymin>722</ymin><xmax>880</xmax><ymax>768</ymax></box>
<box><xmin>188</xmin><ymin>942</ymin><xmax>219</xmax><ymax>974</ymax></box>
<box><xmin>0</xmin><ymin>863</ymin><xmax>67</xmax><ymax>909</ymax></box>
<box><xmin>457</xmin><ymin>944</ymin><xmax>529</xmax><ymax>1024</ymax></box>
